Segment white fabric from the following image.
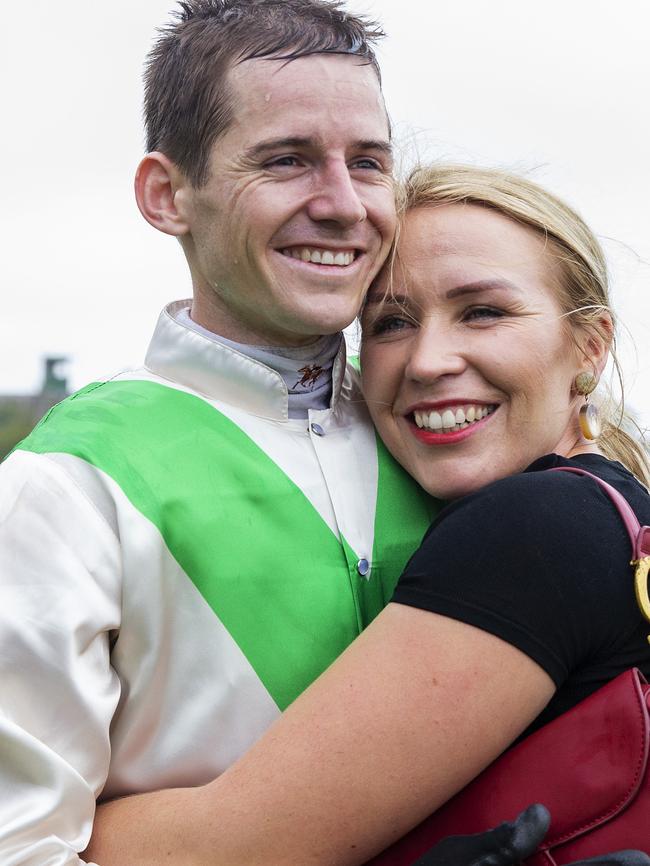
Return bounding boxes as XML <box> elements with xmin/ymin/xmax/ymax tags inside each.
<box><xmin>175</xmin><ymin>304</ymin><xmax>342</xmax><ymax>418</ymax></box>
<box><xmin>0</xmin><ymin>302</ymin><xmax>380</xmax><ymax>864</ymax></box>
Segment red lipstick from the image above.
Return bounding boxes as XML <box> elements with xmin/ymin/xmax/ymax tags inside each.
<box><xmin>407</xmin><ymin>407</ymin><xmax>497</xmax><ymax>446</ymax></box>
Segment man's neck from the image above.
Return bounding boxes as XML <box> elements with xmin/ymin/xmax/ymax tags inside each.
<box><xmin>175</xmin><ymin>307</ymin><xmax>343</xmax><ymax>418</ymax></box>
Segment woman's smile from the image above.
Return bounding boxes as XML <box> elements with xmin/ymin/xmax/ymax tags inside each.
<box><xmin>406</xmin><ymin>402</ymin><xmax>499</xmax><ymax>444</ymax></box>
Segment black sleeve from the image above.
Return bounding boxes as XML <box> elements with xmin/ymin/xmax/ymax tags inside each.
<box><xmin>392</xmin><ymin>468</ymin><xmax>638</xmax><ymax>688</ymax></box>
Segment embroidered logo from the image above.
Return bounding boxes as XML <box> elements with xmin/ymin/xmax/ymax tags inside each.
<box><xmin>292</xmin><ymin>365</ymin><xmax>324</xmax><ymax>391</ymax></box>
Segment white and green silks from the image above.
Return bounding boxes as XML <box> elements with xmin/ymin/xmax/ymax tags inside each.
<box><xmin>0</xmin><ymin>301</ymin><xmax>439</xmax><ymax>865</ymax></box>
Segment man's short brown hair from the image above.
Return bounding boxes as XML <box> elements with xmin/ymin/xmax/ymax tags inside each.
<box><xmin>144</xmin><ymin>0</ymin><xmax>385</xmax><ymax>186</ymax></box>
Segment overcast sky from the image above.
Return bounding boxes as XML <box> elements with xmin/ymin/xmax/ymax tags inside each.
<box><xmin>1</xmin><ymin>0</ymin><xmax>648</xmax><ymax>427</ymax></box>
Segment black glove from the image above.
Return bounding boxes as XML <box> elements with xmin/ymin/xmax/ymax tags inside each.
<box><xmin>413</xmin><ymin>804</ymin><xmax>650</xmax><ymax>866</ymax></box>
<box><xmin>568</xmin><ymin>856</ymin><xmax>650</xmax><ymax>866</ymax></box>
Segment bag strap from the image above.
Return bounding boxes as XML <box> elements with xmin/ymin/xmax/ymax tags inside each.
<box><xmin>549</xmin><ymin>465</ymin><xmax>650</xmax><ymax>639</ymax></box>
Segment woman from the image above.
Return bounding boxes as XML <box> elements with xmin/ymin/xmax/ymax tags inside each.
<box><xmin>86</xmin><ymin>165</ymin><xmax>650</xmax><ymax>865</ymax></box>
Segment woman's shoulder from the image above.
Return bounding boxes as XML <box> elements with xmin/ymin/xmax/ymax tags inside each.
<box><xmin>419</xmin><ymin>452</ymin><xmax>649</xmax><ymax>562</ymax></box>
<box><xmin>437</xmin><ymin>453</ymin><xmax>648</xmax><ymax>524</ymax></box>
<box><xmin>399</xmin><ymin>452</ymin><xmax>650</xmax><ymax>692</ymax></box>
<box><xmin>522</xmin><ymin>452</ymin><xmax>648</xmax><ymax>495</ymax></box>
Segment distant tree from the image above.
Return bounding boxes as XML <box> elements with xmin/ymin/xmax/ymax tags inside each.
<box><xmin>0</xmin><ymin>357</ymin><xmax>70</xmax><ymax>460</ymax></box>
<box><xmin>0</xmin><ymin>400</ymin><xmax>39</xmax><ymax>460</ymax></box>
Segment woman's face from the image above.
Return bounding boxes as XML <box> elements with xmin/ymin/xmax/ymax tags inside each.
<box><xmin>360</xmin><ymin>203</ymin><xmax>586</xmax><ymax>500</ymax></box>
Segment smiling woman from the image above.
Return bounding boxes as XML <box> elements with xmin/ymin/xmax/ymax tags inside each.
<box><xmin>361</xmin><ymin>164</ymin><xmax>649</xmax><ymax>495</ymax></box>
<box><xmin>359</xmin><ymin>163</ymin><xmax>650</xmax><ymax>736</ymax></box>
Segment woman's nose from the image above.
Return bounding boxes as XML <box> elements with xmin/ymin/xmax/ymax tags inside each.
<box><xmin>403</xmin><ymin>322</ymin><xmax>467</xmax><ymax>384</ymax></box>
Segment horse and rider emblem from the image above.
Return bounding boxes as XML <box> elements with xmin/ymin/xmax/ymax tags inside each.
<box><xmin>292</xmin><ymin>365</ymin><xmax>324</xmax><ymax>391</ymax></box>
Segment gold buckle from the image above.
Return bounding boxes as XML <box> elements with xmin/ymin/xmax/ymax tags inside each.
<box><xmin>632</xmin><ymin>556</ymin><xmax>650</xmax><ymax>644</ymax></box>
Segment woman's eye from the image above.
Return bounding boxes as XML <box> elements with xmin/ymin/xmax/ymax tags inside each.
<box><xmin>463</xmin><ymin>306</ymin><xmax>505</xmax><ymax>322</ymax></box>
<box><xmin>367</xmin><ymin>315</ymin><xmax>415</xmax><ymax>336</ymax></box>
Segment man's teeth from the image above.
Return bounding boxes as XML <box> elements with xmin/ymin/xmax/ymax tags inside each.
<box><xmin>413</xmin><ymin>405</ymin><xmax>496</xmax><ymax>432</ymax></box>
<box><xmin>281</xmin><ymin>247</ymin><xmax>355</xmax><ymax>266</ymax></box>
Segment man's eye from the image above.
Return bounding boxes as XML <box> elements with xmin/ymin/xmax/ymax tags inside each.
<box><xmin>265</xmin><ymin>156</ymin><xmax>301</xmax><ymax>168</ymax></box>
<box><xmin>351</xmin><ymin>157</ymin><xmax>383</xmax><ymax>171</ymax></box>
<box><xmin>463</xmin><ymin>306</ymin><xmax>505</xmax><ymax>322</ymax></box>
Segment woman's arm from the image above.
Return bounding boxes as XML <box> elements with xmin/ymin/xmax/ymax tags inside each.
<box><xmin>85</xmin><ymin>602</ymin><xmax>554</xmax><ymax>865</ymax></box>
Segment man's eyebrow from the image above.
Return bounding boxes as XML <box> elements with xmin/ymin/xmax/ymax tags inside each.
<box><xmin>243</xmin><ymin>137</ymin><xmax>393</xmax><ymax>161</ymax></box>
<box><xmin>446</xmin><ymin>279</ymin><xmax>522</xmax><ymax>299</ymax></box>
<box><xmin>244</xmin><ymin>137</ymin><xmax>314</xmax><ymax>160</ymax></box>
<box><xmin>355</xmin><ymin>139</ymin><xmax>393</xmax><ymax>158</ymax></box>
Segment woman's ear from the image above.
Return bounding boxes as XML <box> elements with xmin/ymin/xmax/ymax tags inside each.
<box><xmin>134</xmin><ymin>152</ymin><xmax>191</xmax><ymax>236</ymax></box>
<box><xmin>579</xmin><ymin>311</ymin><xmax>614</xmax><ymax>379</ymax></box>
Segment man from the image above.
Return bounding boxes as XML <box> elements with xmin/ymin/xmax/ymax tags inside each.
<box><xmin>0</xmin><ymin>3</ymin><xmax>434</xmax><ymax>862</ymax></box>
<box><xmin>0</xmin><ymin>2</ymin><xmax>645</xmax><ymax>864</ymax></box>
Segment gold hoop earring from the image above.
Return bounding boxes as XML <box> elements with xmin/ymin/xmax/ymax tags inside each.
<box><xmin>575</xmin><ymin>372</ymin><xmax>601</xmax><ymax>440</ymax></box>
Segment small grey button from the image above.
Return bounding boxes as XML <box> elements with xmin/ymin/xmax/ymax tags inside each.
<box><xmin>310</xmin><ymin>423</ymin><xmax>325</xmax><ymax>437</ymax></box>
<box><xmin>357</xmin><ymin>558</ymin><xmax>370</xmax><ymax>577</ymax></box>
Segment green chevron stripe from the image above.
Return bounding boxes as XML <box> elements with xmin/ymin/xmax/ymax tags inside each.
<box><xmin>19</xmin><ymin>380</ymin><xmax>437</xmax><ymax>709</ymax></box>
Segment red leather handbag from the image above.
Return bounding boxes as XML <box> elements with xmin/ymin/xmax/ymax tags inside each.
<box><xmin>367</xmin><ymin>467</ymin><xmax>650</xmax><ymax>865</ymax></box>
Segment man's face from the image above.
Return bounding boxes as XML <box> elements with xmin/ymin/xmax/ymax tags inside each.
<box><xmin>179</xmin><ymin>54</ymin><xmax>396</xmax><ymax>346</ymax></box>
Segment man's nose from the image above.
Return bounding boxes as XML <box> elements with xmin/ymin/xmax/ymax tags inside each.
<box><xmin>404</xmin><ymin>322</ymin><xmax>467</xmax><ymax>384</ymax></box>
<box><xmin>306</xmin><ymin>160</ymin><xmax>367</xmax><ymax>227</ymax></box>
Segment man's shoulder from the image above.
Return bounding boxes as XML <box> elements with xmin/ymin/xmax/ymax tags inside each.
<box><xmin>15</xmin><ymin>374</ymin><xmax>214</xmax><ymax>461</ymax></box>
<box><xmin>346</xmin><ymin>354</ymin><xmax>361</xmax><ymax>373</ymax></box>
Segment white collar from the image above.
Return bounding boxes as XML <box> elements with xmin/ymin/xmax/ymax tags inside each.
<box><xmin>144</xmin><ymin>300</ymin><xmax>348</xmax><ymax>421</ymax></box>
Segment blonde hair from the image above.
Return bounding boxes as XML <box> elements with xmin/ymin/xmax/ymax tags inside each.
<box><xmin>398</xmin><ymin>163</ymin><xmax>649</xmax><ymax>486</ymax></box>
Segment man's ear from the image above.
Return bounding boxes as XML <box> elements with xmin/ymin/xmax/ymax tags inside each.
<box><xmin>579</xmin><ymin>311</ymin><xmax>614</xmax><ymax>379</ymax></box>
<box><xmin>134</xmin><ymin>152</ymin><xmax>191</xmax><ymax>236</ymax></box>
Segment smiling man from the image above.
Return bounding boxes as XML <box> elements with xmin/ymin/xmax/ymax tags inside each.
<box><xmin>149</xmin><ymin>54</ymin><xmax>396</xmax><ymax>346</ymax></box>
<box><xmin>0</xmin><ymin>3</ymin><xmax>438</xmax><ymax>862</ymax></box>
<box><xmin>0</xmin><ymin>2</ymin><xmax>640</xmax><ymax>865</ymax></box>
